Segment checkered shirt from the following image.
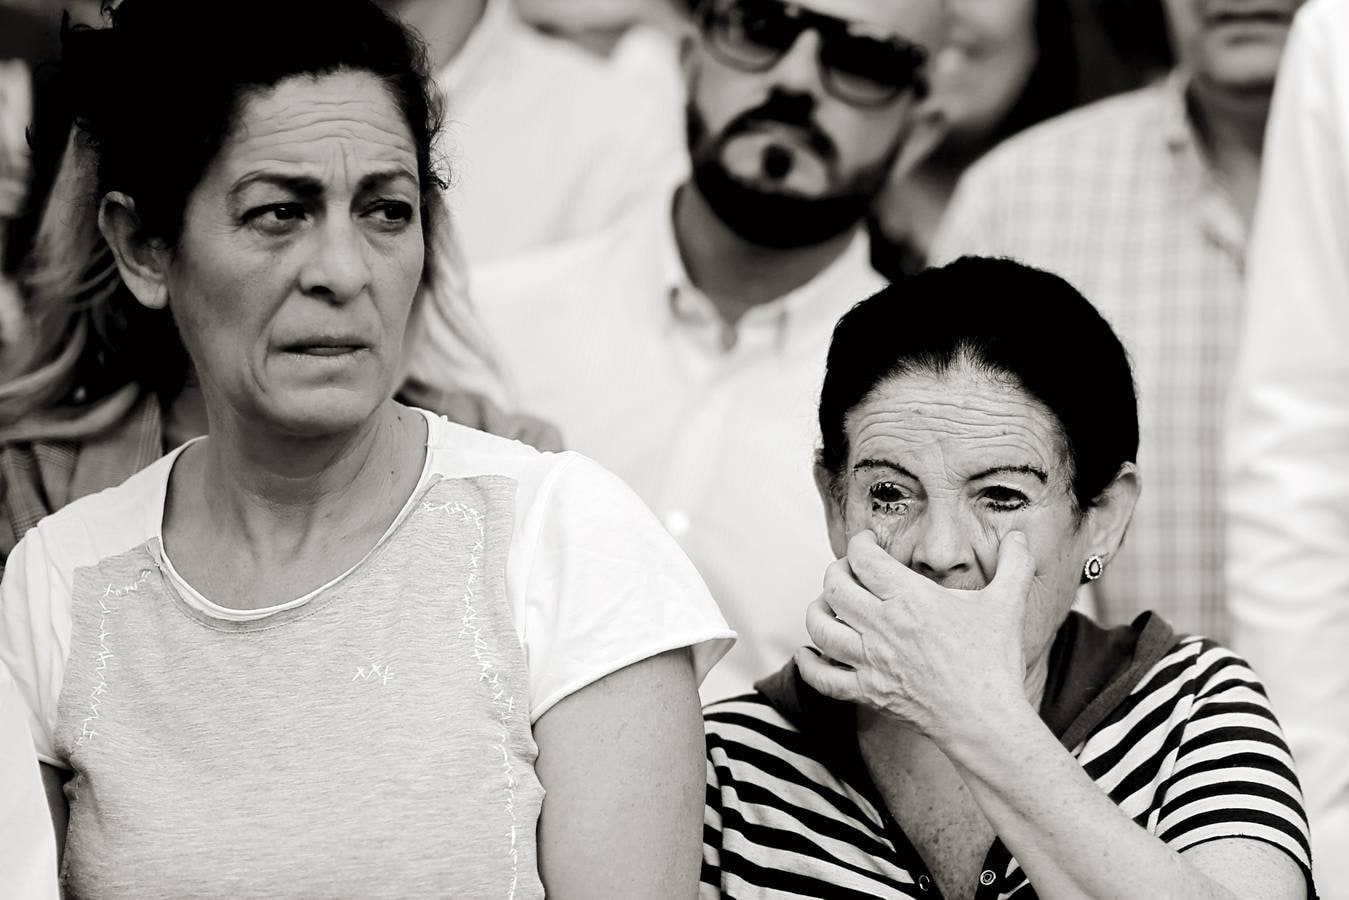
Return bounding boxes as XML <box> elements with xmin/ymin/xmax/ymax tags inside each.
<box><xmin>930</xmin><ymin>72</ymin><xmax>1246</xmax><ymax>641</ymax></box>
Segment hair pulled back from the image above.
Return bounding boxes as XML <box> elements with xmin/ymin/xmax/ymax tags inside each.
<box><xmin>817</xmin><ymin>256</ymin><xmax>1138</xmax><ymax>511</ymax></box>
<box><xmin>0</xmin><ymin>0</ymin><xmax>445</xmax><ymax>434</ymax></box>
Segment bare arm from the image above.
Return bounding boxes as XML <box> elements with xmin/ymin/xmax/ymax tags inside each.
<box><xmin>532</xmin><ymin>647</ymin><xmax>704</xmax><ymax>900</ymax></box>
<box><xmin>0</xmin><ymin>672</ymin><xmax>59</xmax><ymax>899</ymax></box>
<box><xmin>801</xmin><ymin>532</ymin><xmax>1307</xmax><ymax>900</ymax></box>
<box><xmin>943</xmin><ymin>699</ymin><xmax>1304</xmax><ymax>900</ymax></box>
<box><xmin>39</xmin><ymin>762</ymin><xmax>68</xmax><ymax>868</ymax></box>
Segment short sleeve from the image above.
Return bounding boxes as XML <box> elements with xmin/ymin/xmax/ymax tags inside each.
<box><xmin>0</xmin><ymin>527</ymin><xmax>71</xmax><ymax>766</ymax></box>
<box><xmin>516</xmin><ymin>454</ymin><xmax>735</xmax><ymax>720</ymax></box>
<box><xmin>701</xmin><ymin>745</ymin><xmax>726</xmax><ymax>899</ymax></box>
<box><xmin>1155</xmin><ymin>646</ymin><xmax>1314</xmax><ymax>880</ymax></box>
<box><xmin>0</xmin><ymin>660</ymin><xmax>59</xmax><ymax>899</ymax></box>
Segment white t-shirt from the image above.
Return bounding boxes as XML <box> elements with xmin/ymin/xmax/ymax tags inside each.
<box><xmin>0</xmin><ymin>408</ymin><xmax>733</xmax><ymax>897</ymax></box>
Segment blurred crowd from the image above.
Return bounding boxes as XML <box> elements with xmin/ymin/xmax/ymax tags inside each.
<box><xmin>0</xmin><ymin>0</ymin><xmax>1344</xmax><ymax>896</ymax></box>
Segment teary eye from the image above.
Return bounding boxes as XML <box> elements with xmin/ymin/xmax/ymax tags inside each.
<box><xmin>868</xmin><ymin>480</ymin><xmax>909</xmax><ymax>515</ymax></box>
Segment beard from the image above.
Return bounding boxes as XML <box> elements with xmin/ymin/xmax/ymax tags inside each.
<box><xmin>685</xmin><ymin>99</ymin><xmax>901</xmax><ymax>250</ymax></box>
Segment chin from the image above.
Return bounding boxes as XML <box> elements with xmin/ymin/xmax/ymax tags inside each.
<box><xmin>1200</xmin><ymin>44</ymin><xmax>1287</xmax><ymax>94</ymax></box>
<box><xmin>264</xmin><ymin>388</ymin><xmax>390</xmax><ymax>439</ymax></box>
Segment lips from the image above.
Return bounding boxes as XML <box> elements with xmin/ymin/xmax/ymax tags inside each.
<box><xmin>279</xmin><ymin>337</ymin><xmax>369</xmax><ymax>356</ymax></box>
<box><xmin>1203</xmin><ymin>2</ymin><xmax>1295</xmax><ymax>26</ymax></box>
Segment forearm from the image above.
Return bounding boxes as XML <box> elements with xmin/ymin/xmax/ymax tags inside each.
<box><xmin>940</xmin><ymin>702</ymin><xmax>1238</xmax><ymax>900</ymax></box>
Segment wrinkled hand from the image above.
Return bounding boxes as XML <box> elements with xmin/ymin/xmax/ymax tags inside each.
<box><xmin>798</xmin><ymin>530</ymin><xmax>1036</xmax><ymax>745</ymax></box>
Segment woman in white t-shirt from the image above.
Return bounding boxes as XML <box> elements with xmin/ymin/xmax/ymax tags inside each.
<box><xmin>0</xmin><ymin>2</ymin><xmax>732</xmax><ymax>897</ymax></box>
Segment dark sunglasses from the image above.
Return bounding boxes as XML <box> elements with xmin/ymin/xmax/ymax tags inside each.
<box><xmin>695</xmin><ymin>0</ymin><xmax>929</xmax><ymax>108</ymax></box>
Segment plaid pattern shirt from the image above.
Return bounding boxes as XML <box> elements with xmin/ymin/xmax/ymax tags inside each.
<box><xmin>931</xmin><ymin>72</ymin><xmax>1246</xmax><ymax>642</ymax></box>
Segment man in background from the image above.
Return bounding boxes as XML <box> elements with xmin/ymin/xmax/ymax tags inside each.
<box><xmin>931</xmin><ymin>0</ymin><xmax>1304</xmax><ymax>642</ymax></box>
<box><xmin>1227</xmin><ymin>0</ymin><xmax>1349</xmax><ymax>892</ymax></box>
<box><xmin>379</xmin><ymin>0</ymin><xmax>686</xmax><ymax>265</ymax></box>
<box><xmin>459</xmin><ymin>0</ymin><xmax>943</xmax><ymax>700</ymax></box>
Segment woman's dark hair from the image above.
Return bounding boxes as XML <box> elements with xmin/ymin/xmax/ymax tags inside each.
<box><xmin>818</xmin><ymin>256</ymin><xmax>1138</xmax><ymax>511</ymax></box>
<box><xmin>67</xmin><ymin>0</ymin><xmax>445</xmax><ymax>245</ymax></box>
<box><xmin>2</xmin><ymin>0</ymin><xmax>444</xmax><ymax>424</ymax></box>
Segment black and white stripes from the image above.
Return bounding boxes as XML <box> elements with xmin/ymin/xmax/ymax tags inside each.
<box><xmin>702</xmin><ymin>634</ymin><xmax>1312</xmax><ymax>899</ymax></box>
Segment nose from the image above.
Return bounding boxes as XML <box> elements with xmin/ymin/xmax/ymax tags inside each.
<box><xmin>904</xmin><ymin>502</ymin><xmax>977</xmax><ymax>586</ymax></box>
<box><xmin>298</xmin><ymin>216</ymin><xmax>371</xmax><ymax>304</ymax></box>
<box><xmin>769</xmin><ymin>28</ymin><xmax>827</xmax><ymax>97</ymax></box>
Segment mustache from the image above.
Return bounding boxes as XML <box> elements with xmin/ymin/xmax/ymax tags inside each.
<box><xmin>716</xmin><ymin>89</ymin><xmax>837</xmax><ymax>162</ymax></box>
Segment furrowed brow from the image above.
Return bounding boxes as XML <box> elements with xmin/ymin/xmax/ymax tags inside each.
<box><xmin>228</xmin><ymin>173</ymin><xmax>324</xmax><ymax>200</ymax></box>
<box><xmin>356</xmin><ymin>169</ymin><xmax>419</xmax><ymax>193</ymax></box>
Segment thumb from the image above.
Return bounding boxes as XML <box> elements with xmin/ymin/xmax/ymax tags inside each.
<box><xmin>987</xmin><ymin>531</ymin><xmax>1035</xmax><ymax>602</ymax></box>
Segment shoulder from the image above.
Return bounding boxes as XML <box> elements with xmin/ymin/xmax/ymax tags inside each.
<box><xmin>472</xmin><ymin>196</ymin><xmax>668</xmax><ymax>351</ymax></box>
<box><xmin>1133</xmin><ymin>632</ymin><xmax>1271</xmax><ymax>702</ymax></box>
<box><xmin>19</xmin><ymin>446</ymin><xmax>174</xmax><ymax>576</ymax></box>
<box><xmin>1295</xmin><ymin>0</ymin><xmax>1349</xmax><ymax>36</ymax></box>
<box><xmin>503</xmin><ymin>16</ymin><xmax>682</xmax><ymax>135</ymax></box>
<box><xmin>704</xmin><ymin>692</ymin><xmax>820</xmax><ymax>775</ymax></box>
<box><xmin>961</xmin><ymin>81</ymin><xmax>1172</xmax><ymax>188</ymax></box>
<box><xmin>474</xmin><ymin>198</ymin><xmax>660</xmax><ymax>303</ymax></box>
<box><xmin>420</xmin><ymin>409</ymin><xmax>667</xmax><ymax>543</ymax></box>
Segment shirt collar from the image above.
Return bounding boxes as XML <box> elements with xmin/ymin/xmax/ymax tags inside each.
<box><xmin>1160</xmin><ymin>68</ymin><xmax>1249</xmax><ymax>257</ymax></box>
<box><xmin>656</xmin><ymin>186</ymin><xmax>880</xmax><ymax>352</ymax></box>
<box><xmin>439</xmin><ymin>0</ymin><xmax>513</xmax><ymax>99</ymax></box>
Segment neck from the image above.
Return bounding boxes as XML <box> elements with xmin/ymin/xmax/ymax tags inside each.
<box><xmin>673</xmin><ymin>182</ymin><xmax>858</xmax><ymax>327</ymax></box>
<box><xmin>194</xmin><ymin>399</ymin><xmax>417</xmax><ymax>558</ymax></box>
<box><xmin>389</xmin><ymin>0</ymin><xmax>490</xmax><ymax>72</ymax></box>
<box><xmin>1187</xmin><ymin>78</ymin><xmax>1271</xmax><ymax>228</ymax></box>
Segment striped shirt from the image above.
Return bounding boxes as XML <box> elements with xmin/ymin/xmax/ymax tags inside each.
<box><xmin>702</xmin><ymin>612</ymin><xmax>1314</xmax><ymax>899</ymax></box>
<box><xmin>929</xmin><ymin>72</ymin><xmax>1245</xmax><ymax>643</ymax></box>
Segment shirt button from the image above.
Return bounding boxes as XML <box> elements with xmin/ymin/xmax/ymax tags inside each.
<box><xmin>917</xmin><ymin>875</ymin><xmax>931</xmax><ymax>892</ymax></box>
<box><xmin>664</xmin><ymin>510</ymin><xmax>691</xmax><ymax>537</ymax></box>
<box><xmin>979</xmin><ymin>870</ymin><xmax>996</xmax><ymax>886</ymax></box>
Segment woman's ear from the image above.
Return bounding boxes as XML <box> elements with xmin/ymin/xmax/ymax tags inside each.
<box><xmin>1083</xmin><ymin>462</ymin><xmax>1141</xmax><ymax>569</ymax></box>
<box><xmin>98</xmin><ymin>191</ymin><xmax>170</xmax><ymax>310</ymax></box>
<box><xmin>813</xmin><ymin>463</ymin><xmax>849</xmax><ymax>560</ymax></box>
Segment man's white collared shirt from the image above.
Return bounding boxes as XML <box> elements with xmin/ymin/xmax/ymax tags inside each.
<box><xmin>475</xmin><ymin>191</ymin><xmax>886</xmax><ymax>702</ymax></box>
<box><xmin>437</xmin><ymin>0</ymin><xmax>686</xmax><ymax>265</ymax></box>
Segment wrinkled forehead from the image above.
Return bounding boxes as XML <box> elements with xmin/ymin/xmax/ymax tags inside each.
<box><xmin>789</xmin><ymin>0</ymin><xmax>947</xmax><ymax>45</ymax></box>
<box><xmin>218</xmin><ymin>72</ymin><xmax>418</xmax><ymax>181</ymax></box>
<box><xmin>845</xmin><ymin>365</ymin><xmax>1071</xmax><ymax>475</ymax></box>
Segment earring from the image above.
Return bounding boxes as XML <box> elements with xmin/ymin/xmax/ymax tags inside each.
<box><xmin>1083</xmin><ymin>555</ymin><xmax>1104</xmax><ymax>582</ymax></box>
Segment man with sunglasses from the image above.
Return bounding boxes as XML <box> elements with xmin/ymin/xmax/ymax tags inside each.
<box><xmin>474</xmin><ymin>0</ymin><xmax>944</xmax><ymax>703</ymax></box>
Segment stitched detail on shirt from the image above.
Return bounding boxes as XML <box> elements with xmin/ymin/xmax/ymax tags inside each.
<box><xmin>429</xmin><ymin>498</ymin><xmax>521</xmax><ymax>900</ymax></box>
<box><xmin>76</xmin><ymin>570</ymin><xmax>149</xmax><ymax>747</ymax></box>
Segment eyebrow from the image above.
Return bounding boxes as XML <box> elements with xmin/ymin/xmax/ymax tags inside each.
<box><xmin>852</xmin><ymin>460</ymin><xmax>1048</xmax><ymax>484</ymax></box>
<box><xmin>227</xmin><ymin>168</ymin><xmax>418</xmax><ymax>201</ymax></box>
<box><xmin>852</xmin><ymin>459</ymin><xmax>920</xmax><ymax>481</ymax></box>
<box><xmin>969</xmin><ymin>465</ymin><xmax>1048</xmax><ymax>484</ymax></box>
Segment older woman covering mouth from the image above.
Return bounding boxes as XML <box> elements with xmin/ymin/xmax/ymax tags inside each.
<box><xmin>702</xmin><ymin>257</ymin><xmax>1314</xmax><ymax>899</ymax></box>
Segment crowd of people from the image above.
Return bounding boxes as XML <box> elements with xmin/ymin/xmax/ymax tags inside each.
<box><xmin>0</xmin><ymin>0</ymin><xmax>1341</xmax><ymax>897</ymax></box>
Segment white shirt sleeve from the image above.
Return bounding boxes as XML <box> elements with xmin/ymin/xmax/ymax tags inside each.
<box><xmin>1225</xmin><ymin>0</ymin><xmax>1349</xmax><ymax>887</ymax></box>
<box><xmin>0</xmin><ymin>528</ymin><xmax>70</xmax><ymax>766</ymax></box>
<box><xmin>0</xmin><ymin>662</ymin><xmax>58</xmax><ymax>899</ymax></box>
<box><xmin>516</xmin><ymin>454</ymin><xmax>735</xmax><ymax>721</ymax></box>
